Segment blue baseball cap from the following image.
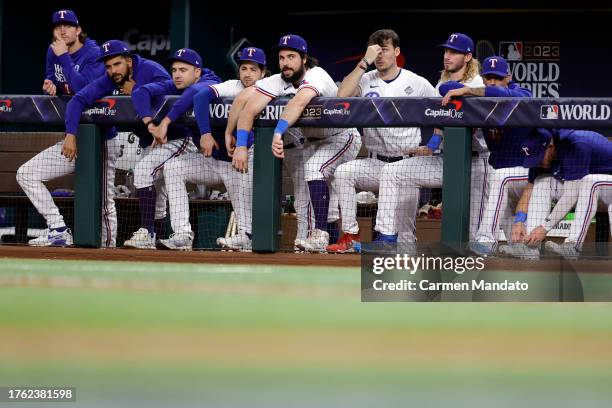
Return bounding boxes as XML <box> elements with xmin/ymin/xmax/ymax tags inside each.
<box><xmin>97</xmin><ymin>40</ymin><xmax>131</xmax><ymax>62</ymax></box>
<box><xmin>238</xmin><ymin>47</ymin><xmax>266</xmax><ymax>66</ymax></box>
<box><xmin>521</xmin><ymin>130</ymin><xmax>553</xmax><ymax>168</ymax></box>
<box><xmin>273</xmin><ymin>34</ymin><xmax>308</xmax><ymax>54</ymax></box>
<box><xmin>52</xmin><ymin>9</ymin><xmax>79</xmax><ymax>27</ymax></box>
<box><xmin>482</xmin><ymin>56</ymin><xmax>510</xmax><ymax>77</ymax></box>
<box><xmin>168</xmin><ymin>48</ymin><xmax>202</xmax><ymax>67</ymax></box>
<box><xmin>439</xmin><ymin>33</ymin><xmax>474</xmax><ymax>53</ymax></box>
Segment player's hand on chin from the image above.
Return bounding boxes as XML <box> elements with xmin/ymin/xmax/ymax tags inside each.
<box><xmin>61</xmin><ymin>134</ymin><xmax>77</xmax><ymax>161</ymax></box>
<box><xmin>232</xmin><ymin>147</ymin><xmax>248</xmax><ymax>173</ymax></box>
<box><xmin>271</xmin><ymin>133</ymin><xmax>284</xmax><ymax>159</ymax></box>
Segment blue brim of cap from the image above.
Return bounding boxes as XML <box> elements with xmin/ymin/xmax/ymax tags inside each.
<box><xmin>272</xmin><ymin>45</ymin><xmax>305</xmax><ymax>54</ymax></box>
<box><xmin>167</xmin><ymin>57</ymin><xmax>199</xmax><ymax>66</ymax></box>
<box><xmin>482</xmin><ymin>70</ymin><xmax>509</xmax><ymax>77</ymax></box>
<box><xmin>96</xmin><ymin>52</ymin><xmax>127</xmax><ymax>62</ymax></box>
<box><xmin>522</xmin><ymin>150</ymin><xmax>546</xmax><ymax>168</ymax></box>
<box><xmin>238</xmin><ymin>58</ymin><xmax>264</xmax><ymax>65</ymax></box>
<box><xmin>438</xmin><ymin>43</ymin><xmax>470</xmax><ymax>53</ymax></box>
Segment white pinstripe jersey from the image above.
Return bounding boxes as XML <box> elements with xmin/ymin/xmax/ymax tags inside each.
<box><xmin>358</xmin><ymin>68</ymin><xmax>438</xmax><ymax>155</ymax></box>
<box><xmin>256</xmin><ymin>67</ymin><xmax>357</xmax><ymax>140</ymax></box>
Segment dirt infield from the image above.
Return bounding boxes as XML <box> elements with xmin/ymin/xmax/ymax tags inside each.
<box><xmin>0</xmin><ymin>245</ymin><xmax>361</xmax><ymax>267</ymax></box>
<box><xmin>0</xmin><ymin>245</ymin><xmax>611</xmax><ymax>272</ymax></box>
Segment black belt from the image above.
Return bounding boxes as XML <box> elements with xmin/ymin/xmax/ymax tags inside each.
<box><xmin>284</xmin><ymin>137</ymin><xmax>304</xmax><ymax>150</ymax></box>
<box><xmin>368</xmin><ymin>152</ymin><xmax>408</xmax><ymax>163</ymax></box>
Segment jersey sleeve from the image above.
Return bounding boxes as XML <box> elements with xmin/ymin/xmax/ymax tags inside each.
<box><xmin>255</xmin><ymin>76</ymin><xmax>281</xmax><ymax>99</ymax></box>
<box><xmin>45</xmin><ymin>47</ymin><xmax>55</xmax><ymax>81</ymax></box>
<box><xmin>65</xmin><ymin>77</ymin><xmax>114</xmax><ymax>136</ymax></box>
<box><xmin>417</xmin><ymin>77</ymin><xmax>439</xmax><ymax>97</ymax></box>
<box><xmin>131</xmin><ymin>80</ymin><xmax>176</xmax><ymax>118</ymax></box>
<box><xmin>167</xmin><ymin>80</ymin><xmax>219</xmax><ymax>122</ymax></box>
<box><xmin>561</xmin><ymin>141</ymin><xmax>592</xmax><ymax>181</ymax></box>
<box><xmin>210</xmin><ymin>80</ymin><xmax>240</xmax><ymax>98</ymax></box>
<box><xmin>357</xmin><ymin>72</ymin><xmax>370</xmax><ymax>96</ymax></box>
<box><xmin>297</xmin><ymin>68</ymin><xmax>327</xmax><ymax>96</ymax></box>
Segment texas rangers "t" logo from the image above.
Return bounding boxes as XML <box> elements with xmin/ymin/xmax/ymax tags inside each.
<box><xmin>177</xmin><ymin>49</ymin><xmax>185</xmax><ymax>57</ymax></box>
<box><xmin>102</xmin><ymin>42</ymin><xmax>110</xmax><ymax>52</ymax></box>
<box><xmin>449</xmin><ymin>34</ymin><xmax>458</xmax><ymax>43</ymax></box>
<box><xmin>282</xmin><ymin>36</ymin><xmax>290</xmax><ymax>45</ymax></box>
<box><xmin>522</xmin><ymin>147</ymin><xmax>530</xmax><ymax>156</ymax></box>
<box><xmin>59</xmin><ymin>10</ymin><xmax>67</xmax><ymax>18</ymax></box>
<box><xmin>247</xmin><ymin>48</ymin><xmax>256</xmax><ymax>57</ymax></box>
<box><xmin>489</xmin><ymin>58</ymin><xmax>498</xmax><ymax>68</ymax></box>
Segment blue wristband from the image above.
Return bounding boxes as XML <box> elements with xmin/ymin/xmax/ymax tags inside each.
<box><xmin>236</xmin><ymin>129</ymin><xmax>250</xmax><ymax>148</ymax></box>
<box><xmin>274</xmin><ymin>119</ymin><xmax>289</xmax><ymax>135</ymax></box>
<box><xmin>426</xmin><ymin>134</ymin><xmax>442</xmax><ymax>151</ymax></box>
<box><xmin>514</xmin><ymin>211</ymin><xmax>527</xmax><ymax>223</ymax></box>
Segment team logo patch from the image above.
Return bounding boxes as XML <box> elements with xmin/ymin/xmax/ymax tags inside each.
<box><xmin>404</xmin><ymin>86</ymin><xmax>413</xmax><ymax>95</ymax></box>
<box><xmin>540</xmin><ymin>105</ymin><xmax>559</xmax><ymax>119</ymax></box>
<box><xmin>0</xmin><ymin>99</ymin><xmax>13</xmax><ymax>113</ymax></box>
<box><xmin>499</xmin><ymin>42</ymin><xmax>523</xmax><ymax>61</ymax></box>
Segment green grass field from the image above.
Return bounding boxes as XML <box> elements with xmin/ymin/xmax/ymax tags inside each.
<box><xmin>1</xmin><ymin>257</ymin><xmax>611</xmax><ymax>407</ymax></box>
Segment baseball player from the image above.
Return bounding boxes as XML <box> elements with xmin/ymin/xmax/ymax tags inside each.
<box><xmin>43</xmin><ymin>10</ymin><xmax>104</xmax><ymax>96</ymax></box>
<box><xmin>44</xmin><ymin>40</ymin><xmax>167</xmax><ymax>247</ymax></box>
<box><xmin>17</xmin><ymin>12</ymin><xmax>107</xmax><ymax>247</ymax></box>
<box><xmin>155</xmin><ymin>47</ymin><xmax>267</xmax><ymax>250</ymax></box>
<box><xmin>124</xmin><ymin>48</ymin><xmax>221</xmax><ymax>249</ymax></box>
<box><xmin>328</xmin><ymin>29</ymin><xmax>438</xmax><ymax>253</ymax></box>
<box><xmin>220</xmin><ymin>62</ymin><xmax>314</xmax><ymax>249</ymax></box>
<box><xmin>363</xmin><ymin>33</ymin><xmax>485</xmax><ymax>253</ymax></box>
<box><xmin>440</xmin><ymin>56</ymin><xmax>539</xmax><ymax>256</ymax></box>
<box><xmin>235</xmin><ymin>34</ymin><xmax>362</xmax><ymax>253</ymax></box>
<box><xmin>499</xmin><ymin>129</ymin><xmax>612</xmax><ymax>260</ymax></box>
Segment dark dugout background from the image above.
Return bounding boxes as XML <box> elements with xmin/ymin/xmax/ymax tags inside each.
<box><xmin>1</xmin><ymin>1</ymin><xmax>610</xmax><ymax>98</ymax></box>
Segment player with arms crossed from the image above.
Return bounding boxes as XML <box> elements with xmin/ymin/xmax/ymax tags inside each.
<box><xmin>235</xmin><ymin>34</ymin><xmax>362</xmax><ymax>252</ymax></box>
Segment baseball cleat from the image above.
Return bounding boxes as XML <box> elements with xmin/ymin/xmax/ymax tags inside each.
<box><xmin>361</xmin><ymin>233</ymin><xmax>399</xmax><ymax>255</ymax></box>
<box><xmin>217</xmin><ymin>231</ymin><xmax>252</xmax><ymax>250</ymax></box>
<box><xmin>28</xmin><ymin>227</ymin><xmax>73</xmax><ymax>247</ymax></box>
<box><xmin>327</xmin><ymin>232</ymin><xmax>360</xmax><ymax>253</ymax></box>
<box><xmin>468</xmin><ymin>241</ymin><xmax>495</xmax><ymax>256</ymax></box>
<box><xmin>296</xmin><ymin>229</ymin><xmax>329</xmax><ymax>253</ymax></box>
<box><xmin>156</xmin><ymin>232</ymin><xmax>193</xmax><ymax>251</ymax></box>
<box><xmin>498</xmin><ymin>243</ymin><xmax>540</xmax><ymax>260</ymax></box>
<box><xmin>544</xmin><ymin>241</ymin><xmax>579</xmax><ymax>260</ymax></box>
<box><xmin>123</xmin><ymin>228</ymin><xmax>156</xmax><ymax>249</ymax></box>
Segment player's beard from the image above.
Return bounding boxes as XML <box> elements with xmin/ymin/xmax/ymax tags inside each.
<box><xmin>111</xmin><ymin>70</ymin><xmax>130</xmax><ymax>87</ymax></box>
<box><xmin>281</xmin><ymin>64</ymin><xmax>305</xmax><ymax>85</ymax></box>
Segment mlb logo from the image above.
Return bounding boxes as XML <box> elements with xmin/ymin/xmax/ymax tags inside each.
<box><xmin>540</xmin><ymin>105</ymin><xmax>559</xmax><ymax>120</ymax></box>
<box><xmin>499</xmin><ymin>41</ymin><xmax>523</xmax><ymax>61</ymax></box>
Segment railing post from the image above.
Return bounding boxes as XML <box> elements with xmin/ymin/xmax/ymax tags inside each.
<box><xmin>252</xmin><ymin>127</ymin><xmax>282</xmax><ymax>253</ymax></box>
<box><xmin>74</xmin><ymin>124</ymin><xmax>102</xmax><ymax>247</ymax></box>
<box><xmin>441</xmin><ymin>127</ymin><xmax>472</xmax><ymax>253</ymax></box>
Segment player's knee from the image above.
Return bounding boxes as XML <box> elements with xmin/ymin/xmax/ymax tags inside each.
<box><xmin>16</xmin><ymin>164</ymin><xmax>35</xmax><ymax>185</ymax></box>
